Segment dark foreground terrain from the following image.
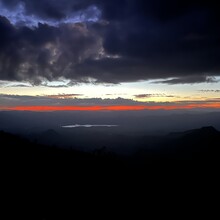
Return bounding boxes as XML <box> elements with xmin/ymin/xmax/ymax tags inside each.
<box><xmin>1</xmin><ymin>127</ymin><xmax>219</xmax><ymax>218</ymax></box>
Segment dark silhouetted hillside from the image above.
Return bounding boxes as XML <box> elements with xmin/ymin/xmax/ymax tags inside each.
<box><xmin>167</xmin><ymin>126</ymin><xmax>220</xmax><ymax>159</ymax></box>
<box><xmin>1</xmin><ymin>127</ymin><xmax>219</xmax><ymax>218</ymax></box>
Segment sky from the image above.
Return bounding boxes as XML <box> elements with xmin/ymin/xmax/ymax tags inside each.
<box><xmin>0</xmin><ymin>0</ymin><xmax>219</xmax><ymax>111</ymax></box>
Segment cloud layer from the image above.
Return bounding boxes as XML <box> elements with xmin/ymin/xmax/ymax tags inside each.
<box><xmin>0</xmin><ymin>0</ymin><xmax>220</xmax><ymax>84</ymax></box>
<box><xmin>1</xmin><ymin>94</ymin><xmax>220</xmax><ymax>109</ymax></box>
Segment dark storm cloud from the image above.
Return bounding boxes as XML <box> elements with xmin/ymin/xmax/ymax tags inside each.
<box><xmin>0</xmin><ymin>0</ymin><xmax>220</xmax><ymax>84</ymax></box>
<box><xmin>0</xmin><ymin>0</ymin><xmax>86</xmax><ymax>20</ymax></box>
<box><xmin>0</xmin><ymin>16</ymin><xmax>102</xmax><ymax>84</ymax></box>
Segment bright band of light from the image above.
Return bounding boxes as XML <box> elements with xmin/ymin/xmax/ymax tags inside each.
<box><xmin>1</xmin><ymin>103</ymin><xmax>220</xmax><ymax>111</ymax></box>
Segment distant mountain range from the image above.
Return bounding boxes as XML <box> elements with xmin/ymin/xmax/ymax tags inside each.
<box><xmin>1</xmin><ymin>110</ymin><xmax>220</xmax><ymax>134</ymax></box>
<box><xmin>1</xmin><ymin>126</ymin><xmax>219</xmax><ymax>160</ymax></box>
<box><xmin>1</xmin><ymin>126</ymin><xmax>219</xmax><ymax>217</ymax></box>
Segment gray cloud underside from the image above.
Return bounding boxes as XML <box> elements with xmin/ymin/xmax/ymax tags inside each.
<box><xmin>0</xmin><ymin>94</ymin><xmax>220</xmax><ymax>108</ymax></box>
<box><xmin>134</xmin><ymin>94</ymin><xmax>176</xmax><ymax>98</ymax></box>
<box><xmin>0</xmin><ymin>94</ymin><xmax>140</xmax><ymax>106</ymax></box>
<box><xmin>0</xmin><ymin>0</ymin><xmax>220</xmax><ymax>85</ymax></box>
<box><xmin>154</xmin><ymin>76</ymin><xmax>218</xmax><ymax>84</ymax></box>
<box><xmin>199</xmin><ymin>90</ymin><xmax>220</xmax><ymax>93</ymax></box>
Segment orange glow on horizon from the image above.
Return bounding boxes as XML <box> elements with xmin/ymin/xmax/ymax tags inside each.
<box><xmin>1</xmin><ymin>103</ymin><xmax>220</xmax><ymax>111</ymax></box>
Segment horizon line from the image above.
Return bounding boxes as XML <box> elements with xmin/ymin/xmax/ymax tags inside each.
<box><xmin>1</xmin><ymin>103</ymin><xmax>220</xmax><ymax>111</ymax></box>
